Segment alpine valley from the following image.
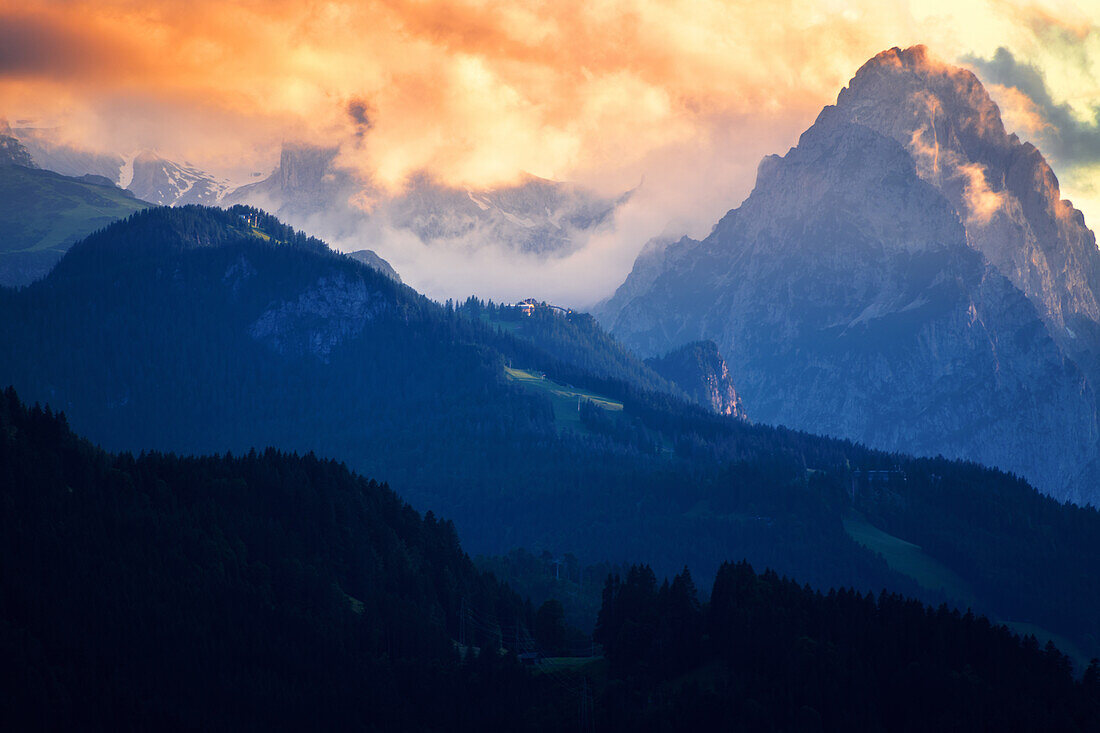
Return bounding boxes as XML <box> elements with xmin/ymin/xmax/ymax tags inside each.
<box><xmin>4</xmin><ymin>28</ymin><xmax>1100</xmax><ymax>732</ymax></box>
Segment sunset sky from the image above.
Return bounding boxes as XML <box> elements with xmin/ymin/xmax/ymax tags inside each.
<box><xmin>2</xmin><ymin>0</ymin><xmax>1099</xmax><ymax>303</ymax></box>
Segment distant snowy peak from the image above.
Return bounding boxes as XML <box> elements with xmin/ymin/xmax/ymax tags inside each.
<box><xmin>223</xmin><ymin>142</ymin><xmax>629</xmax><ymax>257</ymax></box>
<box><xmin>10</xmin><ymin>130</ymin><xmax>232</xmax><ymax>208</ymax></box>
<box><xmin>126</xmin><ymin>152</ymin><xmax>231</xmax><ymax>207</ymax></box>
<box><xmin>388</xmin><ymin>172</ymin><xmax>629</xmax><ymax>256</ymax></box>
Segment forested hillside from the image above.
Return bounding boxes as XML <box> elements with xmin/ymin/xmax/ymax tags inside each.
<box><xmin>4</xmin><ymin>387</ymin><xmax>1098</xmax><ymax>730</ymax></box>
<box><xmin>2</xmin><ymin>205</ymin><xmax>1099</xmax><ymax>662</ymax></box>
<box><xmin>592</xmin><ymin>563</ymin><xmax>1100</xmax><ymax>730</ymax></box>
<box><xmin>0</xmin><ymin>387</ymin><xmax>568</xmax><ymax>731</ymax></box>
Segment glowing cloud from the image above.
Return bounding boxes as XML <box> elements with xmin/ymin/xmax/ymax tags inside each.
<box><xmin>0</xmin><ymin>0</ymin><xmax>1098</xmax><ymax>303</ymax></box>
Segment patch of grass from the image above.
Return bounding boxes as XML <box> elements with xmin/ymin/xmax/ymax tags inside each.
<box><xmin>504</xmin><ymin>366</ymin><xmax>622</xmax><ymax>432</ymax></box>
<box><xmin>0</xmin><ymin>166</ymin><xmax>149</xmax><ymax>257</ymax></box>
<box><xmin>845</xmin><ymin>515</ymin><xmax>1093</xmax><ymax>674</ymax></box>
<box><xmin>843</xmin><ymin>513</ymin><xmax>976</xmax><ymax>607</ymax></box>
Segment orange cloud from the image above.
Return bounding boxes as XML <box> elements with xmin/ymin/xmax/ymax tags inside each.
<box><xmin>0</xmin><ymin>0</ymin><xmax>1099</xmax><ymax>304</ymax></box>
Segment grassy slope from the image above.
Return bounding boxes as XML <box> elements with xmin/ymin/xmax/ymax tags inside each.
<box><xmin>844</xmin><ymin>513</ymin><xmax>1093</xmax><ymax>672</ymax></box>
<box><xmin>504</xmin><ymin>366</ymin><xmax>622</xmax><ymax>431</ymax></box>
<box><xmin>0</xmin><ymin>165</ymin><xmax>149</xmax><ymax>256</ymax></box>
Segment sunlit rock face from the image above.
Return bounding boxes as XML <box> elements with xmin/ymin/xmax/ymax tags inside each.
<box><xmin>834</xmin><ymin>45</ymin><xmax>1100</xmax><ymax>381</ymax></box>
<box><xmin>599</xmin><ymin>50</ymin><xmax>1100</xmax><ymax>504</ymax></box>
<box><xmin>645</xmin><ymin>340</ymin><xmax>746</xmax><ymax>418</ymax></box>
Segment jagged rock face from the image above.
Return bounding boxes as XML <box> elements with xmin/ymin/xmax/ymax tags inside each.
<box><xmin>347</xmin><ymin>249</ymin><xmax>402</xmax><ymax>283</ymax></box>
<box><xmin>601</xmin><ymin>92</ymin><xmax>1100</xmax><ymax>504</ymax></box>
<box><xmin>832</xmin><ymin>45</ymin><xmax>1100</xmax><ymax>380</ymax></box>
<box><xmin>645</xmin><ymin>341</ymin><xmax>746</xmax><ymax>418</ymax></box>
<box><xmin>0</xmin><ymin>126</ymin><xmax>36</xmax><ymax>168</ymax></box>
<box><xmin>127</xmin><ymin>152</ymin><xmax>229</xmax><ymax>206</ymax></box>
<box><xmin>223</xmin><ymin>144</ymin><xmax>348</xmax><ymax>219</ymax></box>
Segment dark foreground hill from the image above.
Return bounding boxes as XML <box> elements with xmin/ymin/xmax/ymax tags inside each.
<box><xmin>593</xmin><ymin>564</ymin><xmax>1100</xmax><ymax>731</ymax></box>
<box><xmin>2</xmin><ymin>205</ymin><xmax>1100</xmax><ymax>662</ymax></box>
<box><xmin>0</xmin><ymin>387</ymin><xmax>568</xmax><ymax>731</ymax></box>
<box><xmin>2</xmin><ymin>388</ymin><xmax>1098</xmax><ymax>730</ymax></box>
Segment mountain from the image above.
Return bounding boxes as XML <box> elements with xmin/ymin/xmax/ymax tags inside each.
<box><xmin>0</xmin><ymin>122</ymin><xmax>37</xmax><ymax>168</ymax></box>
<box><xmin>12</xmin><ymin>129</ymin><xmax>229</xmax><ymax>207</ymax></box>
<box><xmin>458</xmin><ymin>297</ymin><xmax>682</xmax><ymax>396</ymax></box>
<box><xmin>598</xmin><ymin>46</ymin><xmax>1100</xmax><ymax>506</ymax></box>
<box><xmin>348</xmin><ymin>248</ymin><xmax>402</xmax><ymax>282</ymax></box>
<box><xmin>125</xmin><ymin>151</ymin><xmax>231</xmax><ymax>206</ymax></box>
<box><xmin>225</xmin><ymin>142</ymin><xmax>628</xmax><ymax>256</ymax></box>
<box><xmin>0</xmin><ymin>134</ymin><xmax>149</xmax><ymax>286</ymax></box>
<box><xmin>832</xmin><ymin>46</ymin><xmax>1100</xmax><ymax>382</ymax></box>
<box><xmin>4</xmin><ymin>205</ymin><xmax>1100</xmax><ymax>661</ymax></box>
<box><xmin>645</xmin><ymin>341</ymin><xmax>746</xmax><ymax>418</ymax></box>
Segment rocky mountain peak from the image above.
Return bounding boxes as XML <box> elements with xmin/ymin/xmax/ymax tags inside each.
<box><xmin>598</xmin><ymin>47</ymin><xmax>1100</xmax><ymax>504</ymax></box>
<box><xmin>833</xmin><ymin>46</ymin><xmax>1100</xmax><ymax>376</ymax></box>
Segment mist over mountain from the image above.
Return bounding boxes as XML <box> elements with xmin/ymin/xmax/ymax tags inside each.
<box><xmin>13</xmin><ymin>126</ymin><xmax>125</xmax><ymax>181</ymax></box>
<box><xmin>225</xmin><ymin>142</ymin><xmax>630</xmax><ymax>258</ymax></box>
<box><xmin>599</xmin><ymin>46</ymin><xmax>1100</xmax><ymax>506</ymax></box>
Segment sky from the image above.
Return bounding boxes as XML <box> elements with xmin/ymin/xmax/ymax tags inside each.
<box><xmin>1</xmin><ymin>0</ymin><xmax>1099</xmax><ymax>305</ymax></box>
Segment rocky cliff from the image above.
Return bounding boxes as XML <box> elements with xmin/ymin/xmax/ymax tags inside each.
<box><xmin>645</xmin><ymin>340</ymin><xmax>746</xmax><ymax>418</ymax></box>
